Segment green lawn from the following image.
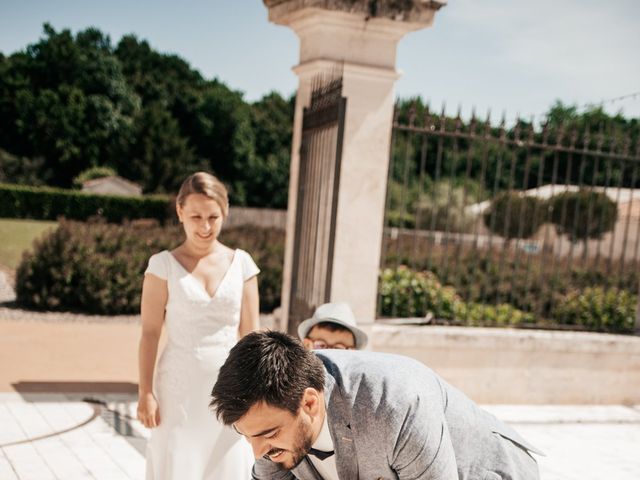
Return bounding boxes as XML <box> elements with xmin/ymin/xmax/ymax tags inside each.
<box><xmin>0</xmin><ymin>218</ymin><xmax>57</xmax><ymax>269</ymax></box>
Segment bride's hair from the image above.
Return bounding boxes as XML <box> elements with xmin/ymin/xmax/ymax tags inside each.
<box><xmin>177</xmin><ymin>171</ymin><xmax>229</xmax><ymax>217</ymax></box>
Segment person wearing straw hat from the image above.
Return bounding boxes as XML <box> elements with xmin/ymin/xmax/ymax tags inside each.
<box><xmin>297</xmin><ymin>302</ymin><xmax>368</xmax><ymax>351</ymax></box>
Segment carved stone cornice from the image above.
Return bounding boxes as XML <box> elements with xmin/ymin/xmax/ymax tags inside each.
<box><xmin>263</xmin><ymin>0</ymin><xmax>446</xmax><ymax>25</ymax></box>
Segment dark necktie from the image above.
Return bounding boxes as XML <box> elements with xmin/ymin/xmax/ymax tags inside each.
<box><xmin>308</xmin><ymin>448</ymin><xmax>335</xmax><ymax>461</ymax></box>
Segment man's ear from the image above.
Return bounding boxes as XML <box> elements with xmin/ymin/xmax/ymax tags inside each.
<box><xmin>300</xmin><ymin>388</ymin><xmax>321</xmax><ymax>416</ymax></box>
<box><xmin>302</xmin><ymin>338</ymin><xmax>314</xmax><ymax>350</ymax></box>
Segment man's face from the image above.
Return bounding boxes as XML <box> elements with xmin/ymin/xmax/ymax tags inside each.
<box><xmin>303</xmin><ymin>325</ymin><xmax>356</xmax><ymax>350</ymax></box>
<box><xmin>233</xmin><ymin>390</ymin><xmax>323</xmax><ymax>470</ymax></box>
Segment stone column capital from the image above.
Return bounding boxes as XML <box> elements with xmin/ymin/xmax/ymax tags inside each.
<box><xmin>263</xmin><ymin>1</ymin><xmax>446</xmax><ymax>69</ymax></box>
<box><xmin>263</xmin><ymin>0</ymin><xmax>446</xmax><ymax>28</ymax></box>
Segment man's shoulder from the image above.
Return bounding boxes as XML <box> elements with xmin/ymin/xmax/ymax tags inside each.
<box><xmin>317</xmin><ymin>350</ymin><xmax>450</xmax><ymax>467</ymax></box>
<box><xmin>316</xmin><ymin>350</ymin><xmax>443</xmax><ymax>408</ymax></box>
<box><xmin>316</xmin><ymin>349</ymin><xmax>428</xmax><ymax>377</ymax></box>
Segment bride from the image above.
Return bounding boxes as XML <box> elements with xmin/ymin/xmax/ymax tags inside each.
<box><xmin>137</xmin><ymin>171</ymin><xmax>259</xmax><ymax>479</ymax></box>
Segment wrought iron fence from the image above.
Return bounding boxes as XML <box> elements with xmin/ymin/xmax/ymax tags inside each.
<box><xmin>377</xmin><ymin>101</ymin><xmax>640</xmax><ymax>333</ymax></box>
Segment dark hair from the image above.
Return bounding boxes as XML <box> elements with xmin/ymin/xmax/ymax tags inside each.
<box><xmin>210</xmin><ymin>330</ymin><xmax>326</xmax><ymax>425</ymax></box>
<box><xmin>310</xmin><ymin>321</ymin><xmax>355</xmax><ymax>336</ymax></box>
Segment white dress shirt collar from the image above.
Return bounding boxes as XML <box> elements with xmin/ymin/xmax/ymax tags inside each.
<box><xmin>308</xmin><ymin>409</ymin><xmax>339</xmax><ymax>480</ymax></box>
<box><xmin>313</xmin><ymin>410</ymin><xmax>334</xmax><ymax>452</ymax></box>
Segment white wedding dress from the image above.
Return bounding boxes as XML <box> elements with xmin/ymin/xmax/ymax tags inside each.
<box><xmin>144</xmin><ymin>249</ymin><xmax>258</xmax><ymax>479</ymax></box>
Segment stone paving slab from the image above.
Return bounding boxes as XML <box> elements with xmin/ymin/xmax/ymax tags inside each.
<box><xmin>483</xmin><ymin>404</ymin><xmax>640</xmax><ymax>424</ymax></box>
<box><xmin>0</xmin><ymin>394</ymin><xmax>146</xmax><ymax>480</ymax></box>
<box><xmin>514</xmin><ymin>422</ymin><xmax>640</xmax><ymax>480</ymax></box>
<box><xmin>483</xmin><ymin>405</ymin><xmax>640</xmax><ymax>480</ymax></box>
<box><xmin>1</xmin><ymin>394</ymin><xmax>639</xmax><ymax>480</ymax></box>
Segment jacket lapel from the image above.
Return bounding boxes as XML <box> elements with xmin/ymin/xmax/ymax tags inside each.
<box><xmin>292</xmin><ymin>457</ymin><xmax>324</xmax><ymax>480</ymax></box>
<box><xmin>324</xmin><ymin>374</ymin><xmax>359</xmax><ymax>480</ymax></box>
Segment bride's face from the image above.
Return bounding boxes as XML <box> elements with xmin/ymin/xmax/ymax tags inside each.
<box><xmin>177</xmin><ymin>193</ymin><xmax>224</xmax><ymax>246</ymax></box>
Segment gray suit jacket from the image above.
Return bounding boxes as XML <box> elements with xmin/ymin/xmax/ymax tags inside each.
<box><xmin>252</xmin><ymin>350</ymin><xmax>541</xmax><ymax>480</ymax></box>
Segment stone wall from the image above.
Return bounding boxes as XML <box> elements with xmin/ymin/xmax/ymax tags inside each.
<box><xmin>368</xmin><ymin>324</ymin><xmax>640</xmax><ymax>404</ymax></box>
<box><xmin>225</xmin><ymin>206</ymin><xmax>287</xmax><ymax>230</ymax></box>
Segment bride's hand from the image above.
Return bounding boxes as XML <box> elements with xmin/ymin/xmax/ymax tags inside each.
<box><xmin>137</xmin><ymin>391</ymin><xmax>161</xmax><ymax>428</ymax></box>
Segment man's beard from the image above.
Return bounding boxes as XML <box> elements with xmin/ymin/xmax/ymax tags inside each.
<box><xmin>267</xmin><ymin>417</ymin><xmax>314</xmax><ymax>470</ymax></box>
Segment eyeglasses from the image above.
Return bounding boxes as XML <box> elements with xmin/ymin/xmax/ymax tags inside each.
<box><xmin>310</xmin><ymin>339</ymin><xmax>355</xmax><ymax>350</ymax></box>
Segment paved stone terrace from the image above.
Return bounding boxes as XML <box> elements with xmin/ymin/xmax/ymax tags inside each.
<box><xmin>1</xmin><ymin>393</ymin><xmax>639</xmax><ymax>480</ymax></box>
<box><xmin>2</xmin><ymin>272</ymin><xmax>640</xmax><ymax>479</ymax></box>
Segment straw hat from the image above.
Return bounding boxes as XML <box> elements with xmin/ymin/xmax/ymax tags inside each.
<box><xmin>297</xmin><ymin>302</ymin><xmax>368</xmax><ymax>349</ymax></box>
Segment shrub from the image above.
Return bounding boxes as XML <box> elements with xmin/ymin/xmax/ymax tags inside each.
<box><xmin>386</xmin><ymin>210</ymin><xmax>416</xmax><ymax>229</ymax></box>
<box><xmin>386</xmin><ymin>179</ymin><xmax>484</xmax><ymax>233</ymax></box>
<box><xmin>16</xmin><ymin>220</ymin><xmax>171</xmax><ymax>314</ymax></box>
<box><xmin>460</xmin><ymin>302</ymin><xmax>535</xmax><ymax>327</ymax></box>
<box><xmin>414</xmin><ymin>180</ymin><xmax>480</xmax><ymax>233</ymax></box>
<box><xmin>550</xmin><ymin>189</ymin><xmax>617</xmax><ymax>243</ymax></box>
<box><xmin>379</xmin><ymin>265</ymin><xmax>465</xmax><ymax>320</ymax></box>
<box><xmin>382</xmin><ymin>237</ymin><xmax>639</xmax><ymax>325</ymax></box>
<box><xmin>0</xmin><ymin>183</ymin><xmax>171</xmax><ymax>223</ymax></box>
<box><xmin>483</xmin><ymin>191</ymin><xmax>546</xmax><ymax>241</ymax></box>
<box><xmin>16</xmin><ymin>220</ymin><xmax>284</xmax><ymax>314</ymax></box>
<box><xmin>378</xmin><ymin>265</ymin><xmax>535</xmax><ymax>327</ymax></box>
<box><xmin>555</xmin><ymin>287</ymin><xmax>636</xmax><ymax>333</ymax></box>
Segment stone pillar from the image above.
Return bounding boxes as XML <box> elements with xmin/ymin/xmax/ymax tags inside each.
<box><xmin>635</xmin><ymin>281</ymin><xmax>640</xmax><ymax>334</ymax></box>
<box><xmin>263</xmin><ymin>1</ymin><xmax>446</xmax><ymax>329</ymax></box>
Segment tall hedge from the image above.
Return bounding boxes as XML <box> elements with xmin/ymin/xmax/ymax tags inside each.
<box><xmin>0</xmin><ymin>183</ymin><xmax>171</xmax><ymax>223</ymax></box>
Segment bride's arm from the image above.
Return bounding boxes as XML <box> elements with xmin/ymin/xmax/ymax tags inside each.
<box><xmin>137</xmin><ymin>273</ymin><xmax>167</xmax><ymax>428</ymax></box>
<box><xmin>238</xmin><ymin>276</ymin><xmax>260</xmax><ymax>338</ymax></box>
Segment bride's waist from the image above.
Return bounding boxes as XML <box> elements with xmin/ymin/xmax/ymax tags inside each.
<box><xmin>164</xmin><ymin>337</ymin><xmax>235</xmax><ymax>351</ymax></box>
<box><xmin>158</xmin><ymin>342</ymin><xmax>232</xmax><ymax>368</ymax></box>
<box><xmin>164</xmin><ymin>325</ymin><xmax>236</xmax><ymax>349</ymax></box>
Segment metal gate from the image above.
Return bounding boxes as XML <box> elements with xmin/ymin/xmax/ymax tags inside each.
<box><xmin>288</xmin><ymin>74</ymin><xmax>347</xmax><ymax>334</ymax></box>
<box><xmin>378</xmin><ymin>101</ymin><xmax>640</xmax><ymax>333</ymax></box>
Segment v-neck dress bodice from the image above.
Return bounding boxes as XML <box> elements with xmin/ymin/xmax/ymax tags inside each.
<box><xmin>143</xmin><ymin>248</ymin><xmax>259</xmax><ymax>480</ymax></box>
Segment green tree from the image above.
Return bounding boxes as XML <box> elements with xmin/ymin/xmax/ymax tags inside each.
<box><xmin>0</xmin><ymin>24</ymin><xmax>139</xmax><ymax>187</ymax></box>
<box><xmin>483</xmin><ymin>191</ymin><xmax>546</xmax><ymax>242</ymax></box>
<box><xmin>248</xmin><ymin>92</ymin><xmax>294</xmax><ymax>208</ymax></box>
<box><xmin>119</xmin><ymin>102</ymin><xmax>205</xmax><ymax>193</ymax></box>
<box><xmin>0</xmin><ymin>149</ymin><xmax>46</xmax><ymax>185</ymax></box>
<box><xmin>550</xmin><ymin>189</ymin><xmax>618</xmax><ymax>248</ymax></box>
<box><xmin>115</xmin><ymin>36</ymin><xmax>254</xmax><ymax>200</ymax></box>
<box><xmin>114</xmin><ymin>35</ymin><xmax>204</xmax><ymax>107</ymax></box>
<box><xmin>0</xmin><ymin>26</ymin><xmax>293</xmax><ymax>206</ymax></box>
<box><xmin>190</xmin><ymin>81</ymin><xmax>257</xmax><ymax>204</ymax></box>
<box><xmin>416</xmin><ymin>180</ymin><xmax>483</xmax><ymax>233</ymax></box>
<box><xmin>390</xmin><ymin>98</ymin><xmax>640</xmax><ymax>201</ymax></box>
<box><xmin>542</xmin><ymin>102</ymin><xmax>639</xmax><ymax>189</ymax></box>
